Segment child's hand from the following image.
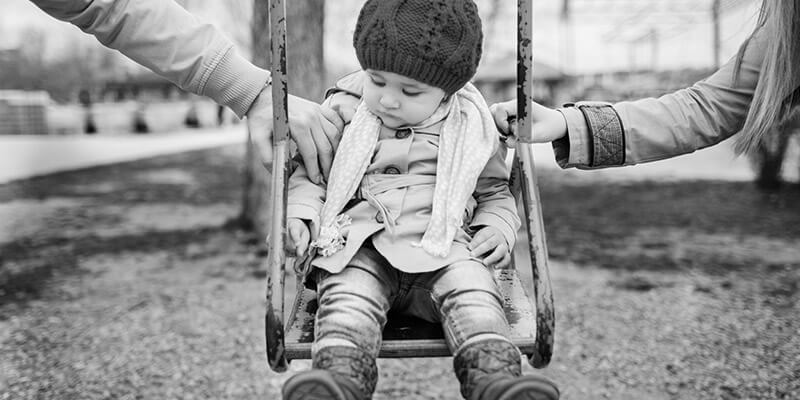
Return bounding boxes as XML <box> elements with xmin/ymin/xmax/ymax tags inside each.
<box><xmin>287</xmin><ymin>218</ymin><xmax>311</xmax><ymax>257</ymax></box>
<box><xmin>469</xmin><ymin>226</ymin><xmax>511</xmax><ymax>269</ymax></box>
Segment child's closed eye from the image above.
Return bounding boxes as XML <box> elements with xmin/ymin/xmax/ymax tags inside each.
<box><xmin>402</xmin><ymin>89</ymin><xmax>422</xmax><ymax>97</ymax></box>
<box><xmin>369</xmin><ymin>77</ymin><xmax>386</xmax><ymax>87</ymax></box>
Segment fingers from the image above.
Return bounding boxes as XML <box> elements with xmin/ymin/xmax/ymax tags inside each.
<box><xmin>320</xmin><ymin>105</ymin><xmax>344</xmax><ymax>134</ymax></box>
<box><xmin>469</xmin><ymin>230</ymin><xmax>503</xmax><ymax>258</ymax></box>
<box><xmin>469</xmin><ymin>231</ymin><xmax>494</xmax><ymax>257</ymax></box>
<box><xmin>496</xmin><ymin>252</ymin><xmax>512</xmax><ymax>269</ymax></box>
<box><xmin>483</xmin><ymin>246</ymin><xmax>510</xmax><ymax>268</ymax></box>
<box><xmin>313</xmin><ymin>106</ymin><xmax>344</xmax><ymax>180</ymax></box>
<box><xmin>288</xmin><ymin>220</ymin><xmax>310</xmax><ymax>256</ymax></box>
<box><xmin>470</xmin><ymin>228</ymin><xmax>511</xmax><ymax>268</ymax></box>
<box><xmin>319</xmin><ymin>106</ymin><xmax>344</xmax><ymax>151</ymax></box>
<box><xmin>293</xmin><ymin>123</ymin><xmax>322</xmax><ymax>184</ymax></box>
<box><xmin>334</xmin><ymin>102</ymin><xmax>357</xmax><ymax>123</ymax></box>
<box><xmin>309</xmin><ymin>123</ymin><xmax>334</xmax><ymax>180</ymax></box>
<box><xmin>328</xmin><ymin>92</ymin><xmax>359</xmax><ymax>124</ymax></box>
<box><xmin>287</xmin><ymin>95</ymin><xmax>344</xmax><ymax>184</ymax></box>
<box><xmin>490</xmin><ymin>103</ymin><xmax>511</xmax><ymax>135</ymax></box>
<box><xmin>296</xmin><ymin>228</ymin><xmax>310</xmax><ymax>256</ymax></box>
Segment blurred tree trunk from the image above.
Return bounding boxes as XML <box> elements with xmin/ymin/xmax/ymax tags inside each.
<box><xmin>752</xmin><ymin>128</ymin><xmax>791</xmax><ymax>191</ymax></box>
<box><xmin>238</xmin><ymin>0</ymin><xmax>325</xmax><ymax>241</ymax></box>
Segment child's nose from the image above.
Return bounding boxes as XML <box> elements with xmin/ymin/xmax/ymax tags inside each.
<box><xmin>379</xmin><ymin>94</ymin><xmax>399</xmax><ymax>109</ymax></box>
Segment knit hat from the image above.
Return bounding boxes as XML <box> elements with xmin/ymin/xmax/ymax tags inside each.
<box><xmin>353</xmin><ymin>0</ymin><xmax>483</xmax><ymax>95</ymax></box>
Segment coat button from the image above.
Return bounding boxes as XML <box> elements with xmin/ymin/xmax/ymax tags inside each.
<box><xmin>375</xmin><ymin>212</ymin><xmax>384</xmax><ymax>223</ymax></box>
<box><xmin>395</xmin><ymin>128</ymin><xmax>412</xmax><ymax>139</ymax></box>
<box><xmin>383</xmin><ymin>166</ymin><xmax>401</xmax><ymax>175</ymax></box>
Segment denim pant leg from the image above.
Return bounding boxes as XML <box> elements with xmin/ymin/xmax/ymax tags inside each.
<box><xmin>427</xmin><ymin>260</ymin><xmax>512</xmax><ymax>353</ymax></box>
<box><xmin>312</xmin><ymin>246</ymin><xmax>397</xmax><ymax>358</ymax></box>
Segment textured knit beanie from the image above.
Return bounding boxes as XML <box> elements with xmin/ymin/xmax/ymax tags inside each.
<box><xmin>353</xmin><ymin>0</ymin><xmax>483</xmax><ymax>95</ymax></box>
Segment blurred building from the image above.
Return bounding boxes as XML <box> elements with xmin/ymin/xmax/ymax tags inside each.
<box><xmin>0</xmin><ymin>90</ymin><xmax>50</xmax><ymax>135</ymax></box>
<box><xmin>98</xmin><ymin>73</ymin><xmax>187</xmax><ymax>103</ymax></box>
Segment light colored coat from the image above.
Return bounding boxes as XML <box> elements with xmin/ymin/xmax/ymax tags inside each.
<box><xmin>29</xmin><ymin>0</ymin><xmax>269</xmax><ymax>117</ymax></box>
<box><xmin>288</xmin><ymin>116</ymin><xmax>520</xmax><ymax>274</ymax></box>
<box><xmin>556</xmin><ymin>22</ymin><xmax>778</xmax><ymax>168</ymax></box>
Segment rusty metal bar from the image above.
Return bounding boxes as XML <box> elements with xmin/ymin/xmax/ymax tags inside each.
<box><xmin>517</xmin><ymin>0</ymin><xmax>555</xmax><ymax>368</ymax></box>
<box><xmin>517</xmin><ymin>0</ymin><xmax>534</xmax><ymax>143</ymax></box>
<box><xmin>265</xmin><ymin>0</ymin><xmax>289</xmax><ymax>373</ymax></box>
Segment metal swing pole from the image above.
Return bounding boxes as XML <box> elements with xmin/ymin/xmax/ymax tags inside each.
<box><xmin>265</xmin><ymin>0</ymin><xmax>290</xmax><ymax>372</ymax></box>
<box><xmin>516</xmin><ymin>0</ymin><xmax>555</xmax><ymax>368</ymax></box>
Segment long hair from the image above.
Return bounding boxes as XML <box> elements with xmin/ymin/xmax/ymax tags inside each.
<box><xmin>734</xmin><ymin>0</ymin><xmax>800</xmax><ymax>154</ymax></box>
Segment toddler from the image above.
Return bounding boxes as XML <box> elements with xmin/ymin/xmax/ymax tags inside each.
<box><xmin>282</xmin><ymin>1</ymin><xmax>559</xmax><ymax>399</ymax></box>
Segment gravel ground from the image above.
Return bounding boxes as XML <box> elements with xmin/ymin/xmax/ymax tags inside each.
<box><xmin>1</xmin><ymin>145</ymin><xmax>799</xmax><ymax>399</ymax></box>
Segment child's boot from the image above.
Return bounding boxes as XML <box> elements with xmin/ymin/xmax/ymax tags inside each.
<box><xmin>454</xmin><ymin>340</ymin><xmax>560</xmax><ymax>400</ymax></box>
<box><xmin>282</xmin><ymin>346</ymin><xmax>378</xmax><ymax>400</ymax></box>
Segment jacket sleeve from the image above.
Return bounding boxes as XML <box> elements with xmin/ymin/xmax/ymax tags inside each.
<box><xmin>469</xmin><ymin>145</ymin><xmax>521</xmax><ymax>250</ymax></box>
<box><xmin>29</xmin><ymin>0</ymin><xmax>270</xmax><ymax>118</ymax></box>
<box><xmin>287</xmin><ymin>160</ymin><xmax>326</xmax><ymax>228</ymax></box>
<box><xmin>553</xmin><ymin>23</ymin><xmax>774</xmax><ymax>169</ymax></box>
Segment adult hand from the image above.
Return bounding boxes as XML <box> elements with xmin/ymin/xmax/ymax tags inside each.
<box><xmin>468</xmin><ymin>226</ymin><xmax>511</xmax><ymax>269</ymax></box>
<box><xmin>489</xmin><ymin>99</ymin><xmax>568</xmax><ymax>143</ymax></box>
<box><xmin>246</xmin><ymin>86</ymin><xmax>344</xmax><ymax>184</ymax></box>
<box><xmin>326</xmin><ymin>91</ymin><xmax>360</xmax><ymax>124</ymax></box>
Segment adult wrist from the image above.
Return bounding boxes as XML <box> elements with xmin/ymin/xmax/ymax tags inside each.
<box><xmin>244</xmin><ymin>79</ymin><xmax>274</xmax><ymax>118</ymax></box>
<box><xmin>202</xmin><ymin>47</ymin><xmax>272</xmax><ymax>118</ymax></box>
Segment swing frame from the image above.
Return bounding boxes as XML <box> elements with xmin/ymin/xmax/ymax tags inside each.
<box><xmin>263</xmin><ymin>0</ymin><xmax>554</xmax><ymax>373</ymax></box>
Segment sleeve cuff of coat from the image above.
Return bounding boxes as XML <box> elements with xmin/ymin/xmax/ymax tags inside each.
<box><xmin>287</xmin><ymin>203</ymin><xmax>322</xmax><ymax>225</ymax></box>
<box><xmin>324</xmin><ymin>70</ymin><xmax>365</xmax><ymax>99</ymax></box>
<box><xmin>201</xmin><ymin>46</ymin><xmax>271</xmax><ymax>118</ymax></box>
<box><xmin>470</xmin><ymin>212</ymin><xmax>518</xmax><ymax>251</ymax></box>
<box><xmin>553</xmin><ymin>107</ymin><xmax>592</xmax><ymax>168</ymax></box>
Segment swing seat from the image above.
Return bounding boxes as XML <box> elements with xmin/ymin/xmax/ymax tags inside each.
<box><xmin>283</xmin><ymin>266</ymin><xmax>537</xmax><ymax>360</ymax></box>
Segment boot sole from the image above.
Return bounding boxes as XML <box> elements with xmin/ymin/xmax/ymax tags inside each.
<box><xmin>282</xmin><ymin>370</ymin><xmax>347</xmax><ymax>400</ymax></box>
<box><xmin>499</xmin><ymin>375</ymin><xmax>561</xmax><ymax>400</ymax></box>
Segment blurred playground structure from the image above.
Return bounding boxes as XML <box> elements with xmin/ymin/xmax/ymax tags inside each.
<box><xmin>0</xmin><ymin>89</ymin><xmax>230</xmax><ymax>136</ymax></box>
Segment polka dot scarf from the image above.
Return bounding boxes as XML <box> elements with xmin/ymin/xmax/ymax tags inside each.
<box><xmin>312</xmin><ymin>83</ymin><xmax>499</xmax><ymax>258</ymax></box>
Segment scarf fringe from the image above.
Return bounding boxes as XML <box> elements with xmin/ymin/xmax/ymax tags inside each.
<box><xmin>311</xmin><ymin>214</ymin><xmax>352</xmax><ymax>257</ymax></box>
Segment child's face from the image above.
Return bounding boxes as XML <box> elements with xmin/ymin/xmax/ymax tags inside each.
<box><xmin>363</xmin><ymin>69</ymin><xmax>446</xmax><ymax>129</ymax></box>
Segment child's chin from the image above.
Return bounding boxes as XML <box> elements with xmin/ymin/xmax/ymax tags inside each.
<box><xmin>377</xmin><ymin>116</ymin><xmax>409</xmax><ymax>129</ymax></box>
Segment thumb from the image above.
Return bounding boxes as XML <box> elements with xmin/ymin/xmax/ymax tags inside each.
<box><xmin>296</xmin><ymin>227</ymin><xmax>310</xmax><ymax>256</ymax></box>
<box><xmin>287</xmin><ymin>222</ymin><xmax>303</xmax><ymax>255</ymax></box>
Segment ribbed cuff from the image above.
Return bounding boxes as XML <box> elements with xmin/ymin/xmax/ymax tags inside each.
<box><xmin>201</xmin><ymin>46</ymin><xmax>271</xmax><ymax>118</ymax></box>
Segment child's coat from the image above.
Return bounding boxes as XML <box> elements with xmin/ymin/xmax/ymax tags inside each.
<box><xmin>288</xmin><ymin>115</ymin><xmax>520</xmax><ymax>274</ymax></box>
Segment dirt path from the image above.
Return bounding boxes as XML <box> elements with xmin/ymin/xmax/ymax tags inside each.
<box><xmin>1</xmin><ymin>146</ymin><xmax>798</xmax><ymax>399</ymax></box>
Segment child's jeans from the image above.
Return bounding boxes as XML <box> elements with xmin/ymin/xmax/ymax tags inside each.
<box><xmin>311</xmin><ymin>242</ymin><xmax>511</xmax><ymax>358</ymax></box>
